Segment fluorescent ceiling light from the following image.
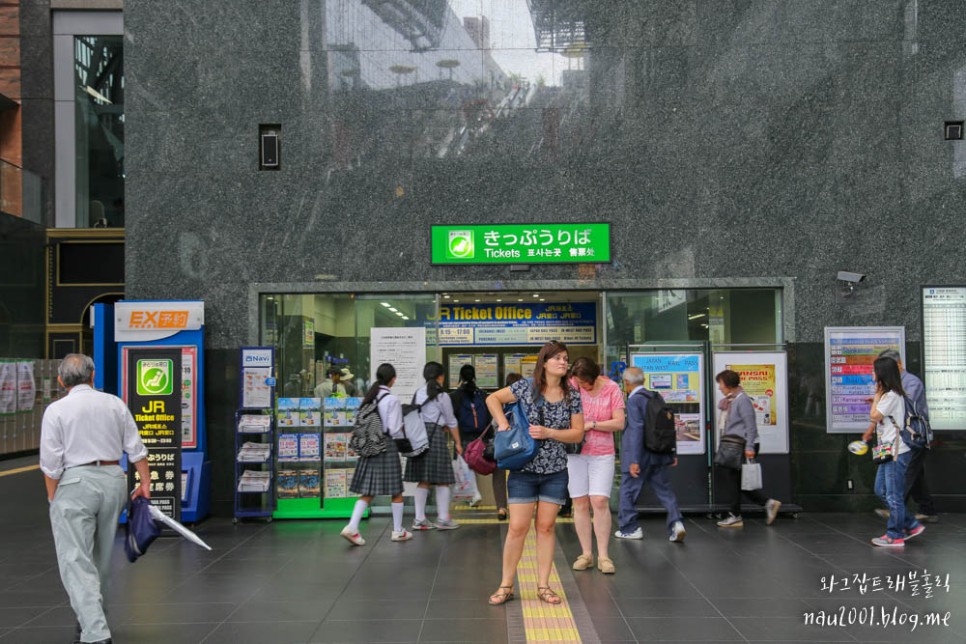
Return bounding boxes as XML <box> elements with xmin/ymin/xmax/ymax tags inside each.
<box><xmin>381</xmin><ymin>302</ymin><xmax>391</xmax><ymax>307</ymax></box>
<box><xmin>533</xmin><ymin>293</ymin><xmax>539</xmax><ymax>297</ymax></box>
<box><xmin>688</xmin><ymin>313</ymin><xmax>706</xmax><ymax>320</ymax></box>
<box><xmin>388</xmin><ymin>307</ymin><xmax>398</xmax><ymax>312</ymax></box>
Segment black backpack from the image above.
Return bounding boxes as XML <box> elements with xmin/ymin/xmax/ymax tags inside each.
<box><xmin>639</xmin><ymin>389</ymin><xmax>677</xmax><ymax>454</ymax></box>
<box><xmin>456</xmin><ymin>387</ymin><xmax>491</xmax><ymax>434</ymax></box>
<box><xmin>900</xmin><ymin>395</ymin><xmax>932</xmax><ymax>451</ymax></box>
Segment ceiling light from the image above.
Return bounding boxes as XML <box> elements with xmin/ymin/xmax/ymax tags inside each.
<box><xmin>539</xmin><ymin>298</ymin><xmax>545</xmax><ymax>302</ymax></box>
<box><xmin>688</xmin><ymin>313</ymin><xmax>706</xmax><ymax>320</ymax></box>
<box><xmin>517</xmin><ymin>299</ymin><xmax>523</xmax><ymax>302</ymax></box>
<box><xmin>453</xmin><ymin>299</ymin><xmax>460</xmax><ymax>303</ymax></box>
<box><xmin>533</xmin><ymin>293</ymin><xmax>539</xmax><ymax>297</ymax></box>
<box><xmin>443</xmin><ymin>294</ymin><xmax>450</xmax><ymax>299</ymax></box>
<box><xmin>381</xmin><ymin>302</ymin><xmax>391</xmax><ymax>307</ymax></box>
<box><xmin>395</xmin><ymin>311</ymin><xmax>404</xmax><ymax>317</ymax></box>
<box><xmin>401</xmin><ymin>315</ymin><xmax>409</xmax><ymax>320</ymax></box>
<box><xmin>388</xmin><ymin>307</ymin><xmax>398</xmax><ymax>312</ymax></box>
<box><xmin>475</xmin><ymin>299</ymin><xmax>481</xmax><ymax>302</ymax></box>
<box><xmin>496</xmin><ymin>299</ymin><xmax>502</xmax><ymax>302</ymax></box>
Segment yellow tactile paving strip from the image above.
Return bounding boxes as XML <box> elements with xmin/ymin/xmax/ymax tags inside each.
<box><xmin>0</xmin><ymin>464</ymin><xmax>38</xmax><ymax>478</ymax></box>
<box><xmin>516</xmin><ymin>526</ymin><xmax>582</xmax><ymax>643</ymax></box>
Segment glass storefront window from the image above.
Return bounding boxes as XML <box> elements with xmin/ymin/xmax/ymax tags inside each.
<box><xmin>262</xmin><ymin>293</ymin><xmax>439</xmax><ymax>398</ymax></box>
<box><xmin>74</xmin><ymin>36</ymin><xmax>124</xmax><ymax>228</ymax></box>
<box><xmin>604</xmin><ymin>288</ymin><xmax>782</xmax><ymax>371</ymax></box>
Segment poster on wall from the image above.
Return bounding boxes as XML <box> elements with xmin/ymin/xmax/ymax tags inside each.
<box><xmin>241</xmin><ymin>348</ymin><xmax>274</xmax><ymax>409</ymax></box>
<box><xmin>712</xmin><ymin>352</ymin><xmax>789</xmax><ymax>454</ymax></box>
<box><xmin>630</xmin><ymin>353</ymin><xmax>705</xmax><ymax>456</ymax></box>
<box><xmin>17</xmin><ymin>362</ymin><xmax>36</xmax><ymax>412</ymax></box>
<box><xmin>922</xmin><ymin>287</ymin><xmax>966</xmax><ymax>430</ymax></box>
<box><xmin>474</xmin><ymin>355</ymin><xmax>499</xmax><ymax>389</ymax></box>
<box><xmin>371</xmin><ymin>327</ymin><xmax>426</xmax><ymax>403</ymax></box>
<box><xmin>824</xmin><ymin>327</ymin><xmax>905</xmax><ymax>434</ymax></box>
<box><xmin>448</xmin><ymin>354</ymin><xmax>473</xmax><ymax>387</ymax></box>
<box><xmin>0</xmin><ymin>362</ymin><xmax>16</xmax><ymax>414</ymax></box>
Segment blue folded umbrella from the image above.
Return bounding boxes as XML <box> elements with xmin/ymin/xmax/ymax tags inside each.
<box><xmin>125</xmin><ymin>496</ymin><xmax>161</xmax><ymax>563</ymax></box>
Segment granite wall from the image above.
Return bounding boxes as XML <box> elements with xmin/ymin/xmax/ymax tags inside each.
<box><xmin>123</xmin><ymin>0</ymin><xmax>966</xmax><ymax>514</ymax></box>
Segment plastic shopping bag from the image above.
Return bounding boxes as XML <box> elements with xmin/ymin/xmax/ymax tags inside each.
<box><xmin>741</xmin><ymin>461</ymin><xmax>763</xmax><ymax>491</ymax></box>
<box><xmin>451</xmin><ymin>456</ymin><xmax>479</xmax><ymax>499</ymax></box>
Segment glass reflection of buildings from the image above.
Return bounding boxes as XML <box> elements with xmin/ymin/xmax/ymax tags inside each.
<box><xmin>322</xmin><ymin>0</ymin><xmax>524</xmax><ymax>165</ymax></box>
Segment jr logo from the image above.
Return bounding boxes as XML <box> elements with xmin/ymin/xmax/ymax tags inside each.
<box><xmin>447</xmin><ymin>230</ymin><xmax>474</xmax><ymax>259</ymax></box>
<box><xmin>137</xmin><ymin>359</ymin><xmax>173</xmax><ymax>396</ymax></box>
<box><xmin>141</xmin><ymin>400</ymin><xmax>166</xmax><ymax>414</ymax></box>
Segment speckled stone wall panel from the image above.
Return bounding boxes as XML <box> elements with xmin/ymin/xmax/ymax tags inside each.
<box><xmin>124</xmin><ymin>0</ymin><xmax>966</xmax><ymax>349</ymax></box>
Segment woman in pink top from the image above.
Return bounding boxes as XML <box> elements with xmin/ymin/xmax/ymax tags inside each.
<box><xmin>568</xmin><ymin>358</ymin><xmax>626</xmax><ymax>574</ymax></box>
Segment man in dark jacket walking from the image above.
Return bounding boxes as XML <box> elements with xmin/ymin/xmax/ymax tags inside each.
<box><xmin>615</xmin><ymin>367</ymin><xmax>686</xmax><ymax>543</ymax></box>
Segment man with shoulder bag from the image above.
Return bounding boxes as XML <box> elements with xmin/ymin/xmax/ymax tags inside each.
<box><xmin>40</xmin><ymin>354</ymin><xmax>152</xmax><ymax>644</ymax></box>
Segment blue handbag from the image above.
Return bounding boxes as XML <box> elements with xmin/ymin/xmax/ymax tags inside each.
<box><xmin>495</xmin><ymin>399</ymin><xmax>541</xmax><ymax>471</ymax></box>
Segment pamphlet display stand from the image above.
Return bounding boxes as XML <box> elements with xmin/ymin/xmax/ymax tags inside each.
<box><xmin>234</xmin><ymin>347</ymin><xmax>277</xmax><ymax>522</ymax></box>
<box><xmin>272</xmin><ymin>396</ymin><xmax>363</xmax><ymax>520</ymax></box>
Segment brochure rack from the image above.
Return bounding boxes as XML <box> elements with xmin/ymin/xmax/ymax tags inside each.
<box><xmin>234</xmin><ymin>347</ymin><xmax>277</xmax><ymax>522</ymax></box>
<box><xmin>272</xmin><ymin>396</ymin><xmax>362</xmax><ymax>520</ymax></box>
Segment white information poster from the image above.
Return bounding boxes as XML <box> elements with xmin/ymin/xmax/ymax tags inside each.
<box><xmin>475</xmin><ymin>354</ymin><xmax>499</xmax><ymax>389</ymax></box>
<box><xmin>824</xmin><ymin>327</ymin><xmax>905</xmax><ymax>434</ymax></box>
<box><xmin>17</xmin><ymin>361</ymin><xmax>36</xmax><ymax>412</ymax></box>
<box><xmin>0</xmin><ymin>361</ymin><xmax>15</xmax><ymax>414</ymax></box>
<box><xmin>923</xmin><ymin>287</ymin><xmax>966</xmax><ymax>430</ymax></box>
<box><xmin>630</xmin><ymin>353</ymin><xmax>705</xmax><ymax>456</ymax></box>
<box><xmin>712</xmin><ymin>352</ymin><xmax>789</xmax><ymax>454</ymax></box>
<box><xmin>371</xmin><ymin>327</ymin><xmax>426</xmax><ymax>403</ymax></box>
<box><xmin>448</xmin><ymin>354</ymin><xmax>473</xmax><ymax>388</ymax></box>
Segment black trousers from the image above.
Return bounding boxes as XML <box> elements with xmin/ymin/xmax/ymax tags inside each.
<box><xmin>903</xmin><ymin>448</ymin><xmax>936</xmax><ymax>515</ymax></box>
<box><xmin>722</xmin><ymin>443</ymin><xmax>769</xmax><ymax>516</ymax></box>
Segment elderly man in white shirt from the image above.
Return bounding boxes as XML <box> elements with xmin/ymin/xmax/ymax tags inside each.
<box><xmin>40</xmin><ymin>354</ymin><xmax>151</xmax><ymax>644</ymax></box>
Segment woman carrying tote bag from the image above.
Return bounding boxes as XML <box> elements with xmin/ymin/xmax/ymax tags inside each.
<box><xmin>341</xmin><ymin>363</ymin><xmax>412</xmax><ymax>546</ymax></box>
<box><xmin>715</xmin><ymin>370</ymin><xmax>782</xmax><ymax>529</ymax></box>
<box><xmin>484</xmin><ymin>340</ymin><xmax>584</xmax><ymax>606</ymax></box>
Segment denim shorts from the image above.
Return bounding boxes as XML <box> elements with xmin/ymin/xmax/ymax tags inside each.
<box><xmin>506</xmin><ymin>469</ymin><xmax>569</xmax><ymax>506</ymax></box>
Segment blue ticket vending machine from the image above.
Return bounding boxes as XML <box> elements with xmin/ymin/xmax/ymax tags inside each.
<box><xmin>94</xmin><ymin>301</ymin><xmax>211</xmax><ymax>523</ymax></box>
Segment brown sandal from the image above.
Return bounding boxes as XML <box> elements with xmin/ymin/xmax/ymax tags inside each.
<box><xmin>488</xmin><ymin>585</ymin><xmax>515</xmax><ymax>605</ymax></box>
<box><xmin>536</xmin><ymin>586</ymin><xmax>562</xmax><ymax>605</ymax></box>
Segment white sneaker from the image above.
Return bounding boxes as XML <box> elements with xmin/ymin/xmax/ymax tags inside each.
<box><xmin>669</xmin><ymin>521</ymin><xmax>686</xmax><ymax>543</ymax></box>
<box><xmin>412</xmin><ymin>518</ymin><xmax>435</xmax><ymax>531</ymax></box>
<box><xmin>765</xmin><ymin>499</ymin><xmax>782</xmax><ymax>526</ymax></box>
<box><xmin>468</xmin><ymin>493</ymin><xmax>483</xmax><ymax>507</ymax></box>
<box><xmin>340</xmin><ymin>526</ymin><xmax>365</xmax><ymax>546</ymax></box>
<box><xmin>717</xmin><ymin>514</ymin><xmax>743</xmax><ymax>528</ymax></box>
<box><xmin>434</xmin><ymin>518</ymin><xmax>460</xmax><ymax>530</ymax></box>
<box><xmin>614</xmin><ymin>527</ymin><xmax>644</xmax><ymax>540</ymax></box>
<box><xmin>391</xmin><ymin>529</ymin><xmax>413</xmax><ymax>542</ymax></box>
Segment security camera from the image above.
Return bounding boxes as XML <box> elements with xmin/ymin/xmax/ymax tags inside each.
<box><xmin>837</xmin><ymin>271</ymin><xmax>866</xmax><ymax>283</ymax></box>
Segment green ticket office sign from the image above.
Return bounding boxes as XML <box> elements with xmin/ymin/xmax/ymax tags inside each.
<box><xmin>431</xmin><ymin>223</ymin><xmax>611</xmax><ymax>265</ymax></box>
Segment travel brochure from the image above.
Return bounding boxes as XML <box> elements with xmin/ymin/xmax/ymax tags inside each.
<box><xmin>324</xmin><ymin>469</ymin><xmax>355</xmax><ymax>498</ymax></box>
<box><xmin>236</xmin><ymin>414</ymin><xmax>271</xmax><ymax>433</ymax></box>
<box><xmin>278</xmin><ymin>432</ymin><xmax>322</xmax><ymax>462</ymax></box>
<box><xmin>276</xmin><ymin>469</ymin><xmax>322</xmax><ymax>499</ymax></box>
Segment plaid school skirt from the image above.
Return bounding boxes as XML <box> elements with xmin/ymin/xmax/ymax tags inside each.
<box><xmin>403</xmin><ymin>424</ymin><xmax>455</xmax><ymax>485</ymax></box>
<box><xmin>349</xmin><ymin>438</ymin><xmax>403</xmax><ymax>497</ymax></box>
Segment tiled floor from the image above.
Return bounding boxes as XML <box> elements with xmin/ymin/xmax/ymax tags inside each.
<box><xmin>1</xmin><ymin>456</ymin><xmax>965</xmax><ymax>643</ymax></box>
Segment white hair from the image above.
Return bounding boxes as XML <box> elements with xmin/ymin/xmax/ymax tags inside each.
<box><xmin>58</xmin><ymin>354</ymin><xmax>95</xmax><ymax>388</ymax></box>
<box><xmin>621</xmin><ymin>366</ymin><xmax>644</xmax><ymax>386</ymax></box>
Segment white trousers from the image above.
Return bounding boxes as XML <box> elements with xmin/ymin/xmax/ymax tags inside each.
<box><xmin>49</xmin><ymin>465</ymin><xmax>127</xmax><ymax>643</ymax></box>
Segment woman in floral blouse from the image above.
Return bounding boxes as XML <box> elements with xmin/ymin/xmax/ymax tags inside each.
<box><xmin>484</xmin><ymin>340</ymin><xmax>584</xmax><ymax>606</ymax></box>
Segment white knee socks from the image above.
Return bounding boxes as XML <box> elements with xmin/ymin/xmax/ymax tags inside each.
<box><xmin>391</xmin><ymin>501</ymin><xmax>404</xmax><ymax>533</ymax></box>
<box><xmin>347</xmin><ymin>499</ymin><xmax>368</xmax><ymax>532</ymax></box>
<box><xmin>435</xmin><ymin>485</ymin><xmax>451</xmax><ymax>521</ymax></box>
<box><xmin>414</xmin><ymin>487</ymin><xmax>430</xmax><ymax>522</ymax></box>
